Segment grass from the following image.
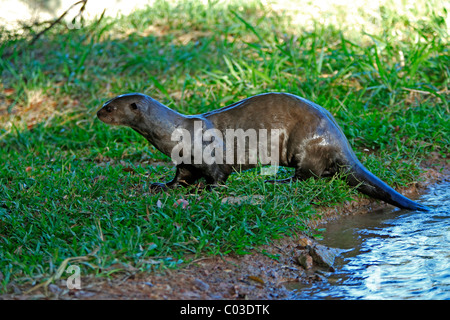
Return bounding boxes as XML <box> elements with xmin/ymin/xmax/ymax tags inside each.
<box><xmin>0</xmin><ymin>0</ymin><xmax>448</xmax><ymax>292</ymax></box>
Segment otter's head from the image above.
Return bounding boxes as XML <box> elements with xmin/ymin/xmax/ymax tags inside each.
<box><xmin>97</xmin><ymin>93</ymin><xmax>149</xmax><ymax>126</ymax></box>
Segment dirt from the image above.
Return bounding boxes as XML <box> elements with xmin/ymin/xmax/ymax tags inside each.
<box><xmin>2</xmin><ymin>157</ymin><xmax>448</xmax><ymax>300</ymax></box>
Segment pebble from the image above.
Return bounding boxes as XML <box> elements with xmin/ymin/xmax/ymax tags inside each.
<box><xmin>297</xmin><ymin>254</ymin><xmax>314</xmax><ymax>269</ymax></box>
<box><xmin>194</xmin><ymin>278</ymin><xmax>210</xmax><ymax>291</ymax></box>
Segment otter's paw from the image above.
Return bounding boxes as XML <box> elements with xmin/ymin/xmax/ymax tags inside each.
<box><xmin>149</xmin><ymin>183</ymin><xmax>168</xmax><ymax>192</ymax></box>
<box><xmin>204</xmin><ymin>183</ymin><xmax>227</xmax><ymax>192</ymax></box>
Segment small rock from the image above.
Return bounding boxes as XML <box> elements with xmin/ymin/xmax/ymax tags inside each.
<box><xmin>309</xmin><ymin>244</ymin><xmax>342</xmax><ymax>268</ymax></box>
<box><xmin>194</xmin><ymin>278</ymin><xmax>210</xmax><ymax>291</ymax></box>
<box><xmin>74</xmin><ymin>290</ymin><xmax>96</xmax><ymax>298</ymax></box>
<box><xmin>181</xmin><ymin>291</ymin><xmax>202</xmax><ymax>299</ymax></box>
<box><xmin>314</xmin><ymin>272</ymin><xmax>327</xmax><ymax>282</ymax></box>
<box><xmin>8</xmin><ymin>283</ymin><xmax>22</xmax><ymax>295</ymax></box>
<box><xmin>209</xmin><ymin>293</ymin><xmax>223</xmax><ymax>299</ymax></box>
<box><xmin>298</xmin><ymin>236</ymin><xmax>314</xmax><ymax>248</ymax></box>
<box><xmin>48</xmin><ymin>284</ymin><xmax>62</xmax><ymax>295</ymax></box>
<box><xmin>297</xmin><ymin>254</ymin><xmax>314</xmax><ymax>269</ymax></box>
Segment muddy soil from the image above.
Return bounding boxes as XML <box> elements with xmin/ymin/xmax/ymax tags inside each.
<box><xmin>2</xmin><ymin>158</ymin><xmax>448</xmax><ymax>300</ymax></box>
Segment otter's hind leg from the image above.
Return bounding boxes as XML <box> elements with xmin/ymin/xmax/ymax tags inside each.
<box><xmin>150</xmin><ymin>165</ymin><xmax>200</xmax><ymax>192</ymax></box>
<box><xmin>265</xmin><ymin>160</ymin><xmax>334</xmax><ymax>184</ymax></box>
<box><xmin>264</xmin><ymin>166</ymin><xmax>309</xmax><ymax>184</ymax></box>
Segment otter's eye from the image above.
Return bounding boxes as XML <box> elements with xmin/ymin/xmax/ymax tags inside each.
<box><xmin>105</xmin><ymin>105</ymin><xmax>113</xmax><ymax>113</ymax></box>
<box><xmin>130</xmin><ymin>103</ymin><xmax>138</xmax><ymax>110</ymax></box>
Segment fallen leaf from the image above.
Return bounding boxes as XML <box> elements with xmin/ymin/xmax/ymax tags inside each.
<box><xmin>4</xmin><ymin>88</ymin><xmax>15</xmax><ymax>95</ymax></box>
<box><xmin>247</xmin><ymin>275</ymin><xmax>265</xmax><ymax>285</ymax></box>
<box><xmin>173</xmin><ymin>199</ymin><xmax>189</xmax><ymax>209</ymax></box>
<box><xmin>93</xmin><ymin>175</ymin><xmax>107</xmax><ymax>183</ymax></box>
<box><xmin>122</xmin><ymin>167</ymin><xmax>135</xmax><ymax>174</ymax></box>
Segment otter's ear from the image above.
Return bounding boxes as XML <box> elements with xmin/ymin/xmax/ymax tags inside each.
<box><xmin>130</xmin><ymin>102</ymin><xmax>138</xmax><ymax>110</ymax></box>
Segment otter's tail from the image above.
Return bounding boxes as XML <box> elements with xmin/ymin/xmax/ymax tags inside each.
<box><xmin>343</xmin><ymin>158</ymin><xmax>430</xmax><ymax>211</ymax></box>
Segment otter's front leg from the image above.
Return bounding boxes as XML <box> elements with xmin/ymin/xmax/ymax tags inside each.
<box><xmin>202</xmin><ymin>163</ymin><xmax>232</xmax><ymax>190</ymax></box>
<box><xmin>150</xmin><ymin>165</ymin><xmax>200</xmax><ymax>192</ymax></box>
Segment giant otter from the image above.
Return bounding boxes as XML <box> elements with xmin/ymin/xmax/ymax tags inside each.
<box><xmin>97</xmin><ymin>92</ymin><xmax>429</xmax><ymax>211</ymax></box>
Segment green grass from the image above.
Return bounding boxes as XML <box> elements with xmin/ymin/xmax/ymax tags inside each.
<box><xmin>0</xmin><ymin>0</ymin><xmax>448</xmax><ymax>292</ymax></box>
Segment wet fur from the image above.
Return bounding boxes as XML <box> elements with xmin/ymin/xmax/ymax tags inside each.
<box><xmin>97</xmin><ymin>92</ymin><xmax>429</xmax><ymax>211</ymax></box>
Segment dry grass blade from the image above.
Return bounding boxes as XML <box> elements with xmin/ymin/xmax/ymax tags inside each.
<box><xmin>24</xmin><ymin>247</ymin><xmax>100</xmax><ymax>295</ymax></box>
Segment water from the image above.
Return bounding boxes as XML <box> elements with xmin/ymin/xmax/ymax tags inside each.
<box><xmin>293</xmin><ymin>182</ymin><xmax>450</xmax><ymax>300</ymax></box>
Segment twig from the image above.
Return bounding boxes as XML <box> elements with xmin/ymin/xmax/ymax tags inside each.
<box><xmin>402</xmin><ymin>87</ymin><xmax>449</xmax><ymax>95</ymax></box>
<box><xmin>30</xmin><ymin>0</ymin><xmax>88</xmax><ymax>45</ymax></box>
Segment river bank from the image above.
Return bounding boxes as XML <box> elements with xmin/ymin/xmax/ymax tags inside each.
<box><xmin>292</xmin><ymin>180</ymin><xmax>449</xmax><ymax>299</ymax></box>
<box><xmin>3</xmin><ymin>158</ymin><xmax>447</xmax><ymax>300</ymax></box>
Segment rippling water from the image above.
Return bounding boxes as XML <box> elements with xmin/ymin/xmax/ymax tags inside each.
<box><xmin>293</xmin><ymin>182</ymin><xmax>450</xmax><ymax>300</ymax></box>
